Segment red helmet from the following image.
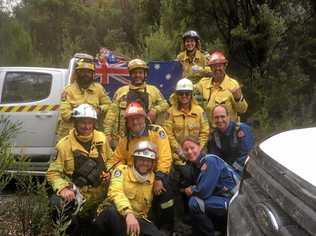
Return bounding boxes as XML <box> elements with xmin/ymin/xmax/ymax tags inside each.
<box><xmin>208</xmin><ymin>51</ymin><xmax>228</xmax><ymax>65</ymax></box>
<box><xmin>125</xmin><ymin>102</ymin><xmax>146</xmax><ymax>118</ymax></box>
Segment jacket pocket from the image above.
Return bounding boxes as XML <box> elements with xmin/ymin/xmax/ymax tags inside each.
<box><xmin>125</xmin><ymin>191</ymin><xmax>136</xmax><ymax>201</ymax></box>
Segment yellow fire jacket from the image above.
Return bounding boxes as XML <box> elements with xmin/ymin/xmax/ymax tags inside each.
<box><xmin>108</xmin><ymin>165</ymin><xmax>155</xmax><ymax>218</ymax></box>
<box><xmin>47</xmin><ymin>129</ymin><xmax>112</xmax><ymax>203</ymax></box>
<box><xmin>110</xmin><ymin>124</ymin><xmax>172</xmax><ymax>176</ymax></box>
<box><xmin>176</xmin><ymin>49</ymin><xmax>207</xmax><ymax>84</ymax></box>
<box><xmin>163</xmin><ymin>99</ymin><xmax>210</xmax><ymax>165</ymax></box>
<box><xmin>103</xmin><ymin>83</ymin><xmax>169</xmax><ymax>145</ymax></box>
<box><xmin>194</xmin><ymin>75</ymin><xmax>248</xmax><ymax>124</ymax></box>
<box><xmin>56</xmin><ymin>81</ymin><xmax>111</xmax><ymax>141</ymax></box>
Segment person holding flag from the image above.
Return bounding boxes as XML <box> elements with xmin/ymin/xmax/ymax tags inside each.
<box><xmin>104</xmin><ymin>58</ymin><xmax>169</xmax><ymax>149</ymax></box>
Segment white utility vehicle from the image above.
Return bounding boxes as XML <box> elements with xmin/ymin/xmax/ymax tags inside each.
<box><xmin>227</xmin><ymin>127</ymin><xmax>316</xmax><ymax>235</ymax></box>
<box><xmin>0</xmin><ymin>67</ymin><xmax>69</xmax><ymax>175</ymax></box>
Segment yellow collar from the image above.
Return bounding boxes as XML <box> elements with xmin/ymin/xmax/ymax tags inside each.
<box><xmin>206</xmin><ymin>74</ymin><xmax>230</xmax><ymax>90</ymax></box>
<box><xmin>129</xmin><ymin>83</ymin><xmax>147</xmax><ymax>90</ymax></box>
<box><xmin>74</xmin><ymin>81</ymin><xmax>97</xmax><ymax>92</ymax></box>
<box><xmin>68</xmin><ymin>129</ymin><xmax>105</xmax><ymax>157</ymax></box>
<box><xmin>171</xmin><ymin>103</ymin><xmax>199</xmax><ymax>117</ymax></box>
<box><xmin>183</xmin><ymin>49</ymin><xmax>204</xmax><ymax>61</ymax></box>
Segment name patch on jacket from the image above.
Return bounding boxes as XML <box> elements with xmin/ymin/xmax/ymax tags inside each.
<box><xmin>159</xmin><ymin>130</ymin><xmax>166</xmax><ymax>139</ymax></box>
<box><xmin>113</xmin><ymin>169</ymin><xmax>122</xmax><ymax>177</ymax></box>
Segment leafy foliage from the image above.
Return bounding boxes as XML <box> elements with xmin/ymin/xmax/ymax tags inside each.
<box><xmin>0</xmin><ymin>116</ymin><xmax>21</xmax><ymax>192</ymax></box>
<box><xmin>14</xmin><ymin>177</ymin><xmax>51</xmax><ymax>236</ymax></box>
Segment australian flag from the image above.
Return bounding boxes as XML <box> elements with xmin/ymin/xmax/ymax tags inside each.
<box><xmin>95</xmin><ymin>50</ymin><xmax>182</xmax><ymax>99</ymax></box>
<box><xmin>147</xmin><ymin>61</ymin><xmax>182</xmax><ymax>99</ymax></box>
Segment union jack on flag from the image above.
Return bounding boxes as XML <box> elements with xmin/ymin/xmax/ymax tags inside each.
<box><xmin>94</xmin><ymin>48</ymin><xmax>182</xmax><ymax>99</ymax></box>
<box><xmin>95</xmin><ymin>49</ymin><xmax>130</xmax><ymax>98</ymax></box>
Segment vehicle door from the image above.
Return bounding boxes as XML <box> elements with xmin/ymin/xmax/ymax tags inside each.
<box><xmin>0</xmin><ymin>69</ymin><xmax>64</xmax><ymax>157</ymax></box>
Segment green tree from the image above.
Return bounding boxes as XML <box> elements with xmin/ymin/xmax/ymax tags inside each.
<box><xmin>0</xmin><ymin>10</ymin><xmax>33</xmax><ymax>65</ymax></box>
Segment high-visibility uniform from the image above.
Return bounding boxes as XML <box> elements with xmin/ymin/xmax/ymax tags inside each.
<box><xmin>111</xmin><ymin>124</ymin><xmax>175</xmax><ymax>229</ymax></box>
<box><xmin>47</xmin><ymin>129</ymin><xmax>112</xmax><ymax>207</ymax></box>
<box><xmin>194</xmin><ymin>75</ymin><xmax>248</xmax><ymax>124</ymax></box>
<box><xmin>108</xmin><ymin>164</ymin><xmax>155</xmax><ymax>217</ymax></box>
<box><xmin>56</xmin><ymin>82</ymin><xmax>111</xmax><ymax>141</ymax></box>
<box><xmin>110</xmin><ymin>124</ymin><xmax>172</xmax><ymax>177</ymax></box>
<box><xmin>104</xmin><ymin>84</ymin><xmax>169</xmax><ymax>147</ymax></box>
<box><xmin>163</xmin><ymin>99</ymin><xmax>210</xmax><ymax>165</ymax></box>
<box><xmin>177</xmin><ymin>50</ymin><xmax>207</xmax><ymax>84</ymax></box>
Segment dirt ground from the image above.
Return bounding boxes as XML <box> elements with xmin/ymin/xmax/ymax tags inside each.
<box><xmin>0</xmin><ymin>193</ymin><xmax>193</xmax><ymax>236</ymax></box>
<box><xmin>0</xmin><ymin>187</ymin><xmax>52</xmax><ymax>236</ymax></box>
<box><xmin>0</xmin><ymin>195</ymin><xmax>24</xmax><ymax>236</ymax></box>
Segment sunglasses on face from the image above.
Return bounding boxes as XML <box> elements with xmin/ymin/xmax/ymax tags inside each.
<box><xmin>177</xmin><ymin>91</ymin><xmax>192</xmax><ymax>96</ymax></box>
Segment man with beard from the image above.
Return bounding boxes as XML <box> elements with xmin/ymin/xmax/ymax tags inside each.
<box><xmin>56</xmin><ymin>59</ymin><xmax>111</xmax><ymax>141</ymax></box>
<box><xmin>176</xmin><ymin>30</ymin><xmax>207</xmax><ymax>84</ymax></box>
<box><xmin>194</xmin><ymin>51</ymin><xmax>248</xmax><ymax>124</ymax></box>
<box><xmin>104</xmin><ymin>59</ymin><xmax>168</xmax><ymax>149</ymax></box>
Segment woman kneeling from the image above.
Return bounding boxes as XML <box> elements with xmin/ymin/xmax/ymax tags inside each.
<box><xmin>181</xmin><ymin>136</ymin><xmax>238</xmax><ymax>236</ymax></box>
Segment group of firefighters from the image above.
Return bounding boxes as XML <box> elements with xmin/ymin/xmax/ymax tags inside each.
<box><xmin>47</xmin><ymin>30</ymin><xmax>255</xmax><ymax>236</ymax></box>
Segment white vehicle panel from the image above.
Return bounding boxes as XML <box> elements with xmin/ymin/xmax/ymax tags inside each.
<box><xmin>259</xmin><ymin>127</ymin><xmax>316</xmax><ymax>187</ymax></box>
<box><xmin>0</xmin><ymin>67</ymin><xmax>68</xmax><ymax>156</ymax></box>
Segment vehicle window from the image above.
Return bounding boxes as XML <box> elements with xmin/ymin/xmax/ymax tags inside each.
<box><xmin>1</xmin><ymin>72</ymin><xmax>52</xmax><ymax>104</ymax></box>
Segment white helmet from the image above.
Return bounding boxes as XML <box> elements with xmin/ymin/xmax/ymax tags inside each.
<box><xmin>132</xmin><ymin>141</ymin><xmax>157</xmax><ymax>160</ymax></box>
<box><xmin>72</xmin><ymin>104</ymin><xmax>97</xmax><ymax>119</ymax></box>
<box><xmin>176</xmin><ymin>78</ymin><xmax>193</xmax><ymax>91</ymax></box>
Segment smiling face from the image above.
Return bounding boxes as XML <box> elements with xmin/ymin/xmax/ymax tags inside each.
<box><xmin>184</xmin><ymin>37</ymin><xmax>197</xmax><ymax>52</ymax></box>
<box><xmin>75</xmin><ymin>117</ymin><xmax>95</xmax><ymax>136</ymax></box>
<box><xmin>126</xmin><ymin>114</ymin><xmax>146</xmax><ymax>134</ymax></box>
<box><xmin>177</xmin><ymin>90</ymin><xmax>192</xmax><ymax>107</ymax></box>
<box><xmin>210</xmin><ymin>63</ymin><xmax>226</xmax><ymax>81</ymax></box>
<box><xmin>134</xmin><ymin>156</ymin><xmax>154</xmax><ymax>175</ymax></box>
<box><xmin>130</xmin><ymin>68</ymin><xmax>146</xmax><ymax>86</ymax></box>
<box><xmin>212</xmin><ymin>105</ymin><xmax>230</xmax><ymax>132</ymax></box>
<box><xmin>182</xmin><ymin>140</ymin><xmax>202</xmax><ymax>163</ymax></box>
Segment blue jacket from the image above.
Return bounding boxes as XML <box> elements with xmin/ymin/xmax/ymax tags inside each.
<box><xmin>188</xmin><ymin>154</ymin><xmax>237</xmax><ymax>200</ymax></box>
<box><xmin>208</xmin><ymin>121</ymin><xmax>254</xmax><ymax>168</ymax></box>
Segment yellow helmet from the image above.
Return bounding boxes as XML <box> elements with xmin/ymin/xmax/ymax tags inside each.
<box><xmin>75</xmin><ymin>60</ymin><xmax>95</xmax><ymax>72</ymax></box>
<box><xmin>128</xmin><ymin>59</ymin><xmax>148</xmax><ymax>72</ymax></box>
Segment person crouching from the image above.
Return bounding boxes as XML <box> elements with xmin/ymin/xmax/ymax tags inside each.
<box><xmin>181</xmin><ymin>136</ymin><xmax>238</xmax><ymax>236</ymax></box>
<box><xmin>94</xmin><ymin>141</ymin><xmax>163</xmax><ymax>236</ymax></box>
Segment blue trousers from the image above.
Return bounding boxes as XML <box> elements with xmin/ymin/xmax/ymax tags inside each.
<box><xmin>188</xmin><ymin>196</ymin><xmax>229</xmax><ymax>236</ymax></box>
